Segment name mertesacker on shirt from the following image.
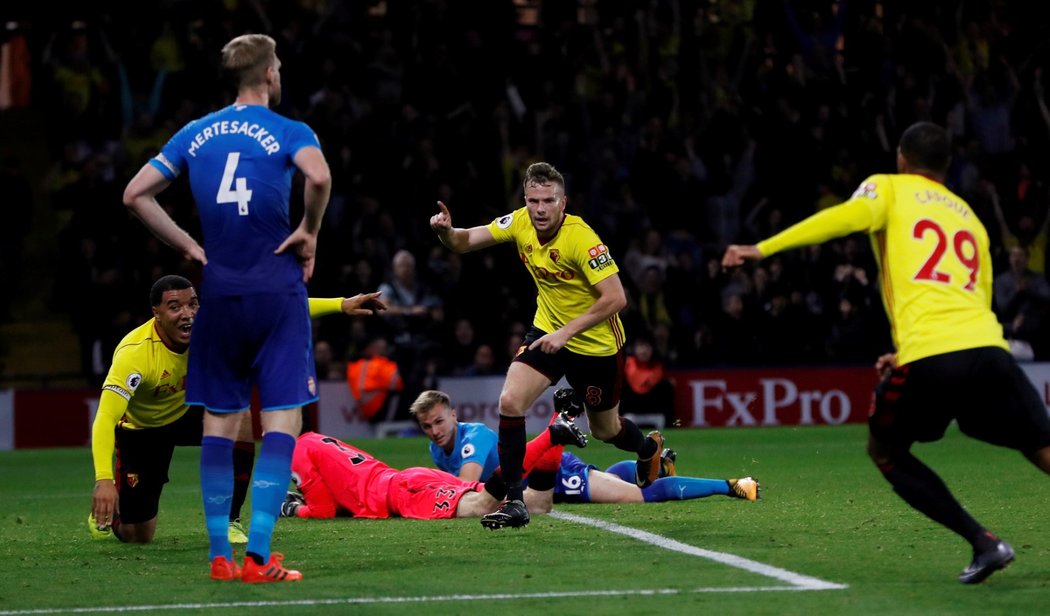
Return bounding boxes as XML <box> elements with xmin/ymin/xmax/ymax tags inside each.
<box><xmin>187</xmin><ymin>120</ymin><xmax>282</xmax><ymax>157</ymax></box>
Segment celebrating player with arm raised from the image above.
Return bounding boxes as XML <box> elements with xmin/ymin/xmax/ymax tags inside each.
<box><xmin>722</xmin><ymin>122</ymin><xmax>1050</xmax><ymax>584</ymax></box>
<box><xmin>430</xmin><ymin>163</ymin><xmax>665</xmax><ymax>530</ymax></box>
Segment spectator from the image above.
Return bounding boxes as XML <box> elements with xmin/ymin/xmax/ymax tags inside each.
<box><xmin>621</xmin><ymin>336</ymin><xmax>676</xmax><ymax>428</ymax></box>
<box><xmin>346</xmin><ymin>337</ymin><xmax>404</xmax><ymax>426</ymax></box>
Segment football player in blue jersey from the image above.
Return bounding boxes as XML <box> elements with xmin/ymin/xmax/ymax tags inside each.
<box><xmin>410</xmin><ymin>389</ymin><xmax>759</xmax><ymax>508</ymax></box>
<box><xmin>123</xmin><ymin>34</ymin><xmax>331</xmax><ymax>583</ymax></box>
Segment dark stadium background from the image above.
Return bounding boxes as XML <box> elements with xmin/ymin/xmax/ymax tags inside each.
<box><xmin>3</xmin><ymin>0</ymin><xmax>1050</xmax><ymax>423</ymax></box>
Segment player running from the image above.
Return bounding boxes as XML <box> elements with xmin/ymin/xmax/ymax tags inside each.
<box><xmin>723</xmin><ymin>121</ymin><xmax>1050</xmax><ymax>584</ymax></box>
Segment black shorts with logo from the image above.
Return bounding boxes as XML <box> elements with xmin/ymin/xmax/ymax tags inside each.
<box><xmin>114</xmin><ymin>407</ymin><xmax>204</xmax><ymax>524</ymax></box>
<box><xmin>869</xmin><ymin>347</ymin><xmax>1050</xmax><ymax>454</ymax></box>
<box><xmin>514</xmin><ymin>326</ymin><xmax>624</xmax><ymax>412</ymax></box>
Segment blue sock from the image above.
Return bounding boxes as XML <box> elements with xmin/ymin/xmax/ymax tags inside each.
<box><xmin>201</xmin><ymin>436</ymin><xmax>234</xmax><ymax>560</ymax></box>
<box><xmin>246</xmin><ymin>432</ymin><xmax>296</xmax><ymax>564</ymax></box>
<box><xmin>641</xmin><ymin>477</ymin><xmax>731</xmax><ymax>502</ymax></box>
<box><xmin>605</xmin><ymin>460</ymin><xmax>636</xmax><ymax>483</ymax></box>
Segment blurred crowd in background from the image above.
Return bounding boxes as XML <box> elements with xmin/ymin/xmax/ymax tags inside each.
<box><xmin>4</xmin><ymin>0</ymin><xmax>1050</xmax><ymax>419</ymax></box>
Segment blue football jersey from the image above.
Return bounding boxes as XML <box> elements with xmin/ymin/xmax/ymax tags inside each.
<box><xmin>150</xmin><ymin>104</ymin><xmax>321</xmax><ymax>296</ymax></box>
<box><xmin>429</xmin><ymin>422</ymin><xmax>500</xmax><ymax>481</ymax></box>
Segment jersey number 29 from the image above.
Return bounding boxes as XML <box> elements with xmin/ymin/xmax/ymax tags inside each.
<box><xmin>912</xmin><ymin>219</ymin><xmax>978</xmax><ymax>291</ymax></box>
<box><xmin>217</xmin><ymin>152</ymin><xmax>253</xmax><ymax>216</ymax></box>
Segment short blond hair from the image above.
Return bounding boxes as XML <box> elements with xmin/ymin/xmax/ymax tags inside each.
<box><xmin>221</xmin><ymin>34</ymin><xmax>276</xmax><ymax>90</ymax></box>
<box><xmin>409</xmin><ymin>390</ymin><xmax>452</xmax><ymax>418</ymax></box>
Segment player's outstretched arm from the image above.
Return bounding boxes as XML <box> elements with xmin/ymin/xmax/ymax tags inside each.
<box><xmin>341</xmin><ymin>291</ymin><xmax>387</xmax><ymax>315</ymax></box>
<box><xmin>123</xmin><ymin>164</ymin><xmax>206</xmax><ymax>264</ymax></box>
<box><xmin>721</xmin><ymin>245</ymin><xmax>764</xmax><ymax>269</ymax></box>
<box><xmin>430</xmin><ymin>201</ymin><xmax>499</xmax><ymax>253</ymax></box>
<box><xmin>307</xmin><ymin>292</ymin><xmax>387</xmax><ymax>318</ymax></box>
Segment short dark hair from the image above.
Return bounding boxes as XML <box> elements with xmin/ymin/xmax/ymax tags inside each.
<box><xmin>899</xmin><ymin>122</ymin><xmax>951</xmax><ymax>176</ymax></box>
<box><xmin>523</xmin><ymin>162</ymin><xmax>565</xmax><ymax>193</ymax></box>
<box><xmin>150</xmin><ymin>275</ymin><xmax>194</xmax><ymax>307</ymax></box>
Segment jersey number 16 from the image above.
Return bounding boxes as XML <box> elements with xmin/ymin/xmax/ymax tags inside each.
<box><xmin>218</xmin><ymin>152</ymin><xmax>253</xmax><ymax>215</ymax></box>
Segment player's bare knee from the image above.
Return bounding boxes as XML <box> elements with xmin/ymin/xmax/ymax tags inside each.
<box><xmin>588</xmin><ymin>412</ymin><xmax>619</xmax><ymax>441</ymax></box>
<box><xmin>497</xmin><ymin>392</ymin><xmax>527</xmax><ymax>417</ymax></box>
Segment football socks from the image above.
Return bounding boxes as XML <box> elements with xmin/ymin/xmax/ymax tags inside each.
<box><xmin>642</xmin><ymin>477</ymin><xmax>730</xmax><ymax>502</ymax></box>
<box><xmin>878</xmin><ymin>451</ymin><xmax>996</xmax><ymax>552</ymax></box>
<box><xmin>231</xmin><ymin>440</ymin><xmax>255</xmax><ymax>522</ymax></box>
<box><xmin>498</xmin><ymin>414</ymin><xmax>527</xmax><ymax>502</ymax></box>
<box><xmin>246</xmin><ymin>431</ymin><xmax>296</xmax><ymax>565</ymax></box>
<box><xmin>200</xmin><ymin>435</ymin><xmax>235</xmax><ymax>561</ymax></box>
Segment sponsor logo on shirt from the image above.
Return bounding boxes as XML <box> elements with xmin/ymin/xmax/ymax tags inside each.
<box><xmin>586</xmin><ymin>244</ymin><xmax>614</xmax><ymax>271</ymax></box>
<box><xmin>550</xmin><ymin>249</ymin><xmax>560</xmax><ymax>263</ymax></box>
<box><xmin>160</xmin><ymin>369</ymin><xmax>171</xmax><ymax>380</ymax></box>
<box><xmin>307</xmin><ymin>376</ymin><xmax>317</xmax><ymax>396</ymax></box>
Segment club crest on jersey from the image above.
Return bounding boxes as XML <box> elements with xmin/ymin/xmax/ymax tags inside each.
<box><xmin>126</xmin><ymin>373</ymin><xmax>143</xmax><ymax>392</ymax></box>
<box><xmin>461</xmin><ymin>443</ymin><xmax>475</xmax><ymax>458</ymax></box>
<box><xmin>550</xmin><ymin>249</ymin><xmax>561</xmax><ymax>264</ymax></box>
<box><xmin>525</xmin><ymin>244</ymin><xmax>533</xmax><ymax>254</ymax></box>
<box><xmin>127</xmin><ymin>473</ymin><xmax>139</xmax><ymax>488</ymax></box>
<box><xmin>496</xmin><ymin>213</ymin><xmax>514</xmax><ymax>229</ymax></box>
<box><xmin>852</xmin><ymin>181</ymin><xmax>878</xmax><ymax>200</ymax></box>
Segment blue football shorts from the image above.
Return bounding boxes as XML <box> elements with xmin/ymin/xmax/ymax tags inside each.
<box><xmin>553</xmin><ymin>452</ymin><xmax>599</xmax><ymax>504</ymax></box>
<box><xmin>187</xmin><ymin>291</ymin><xmax>318</xmax><ymax>413</ymax></box>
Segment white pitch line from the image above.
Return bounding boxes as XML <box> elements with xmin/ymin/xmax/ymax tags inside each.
<box><xmin>1</xmin><ymin>511</ymin><xmax>845</xmax><ymax>615</ymax></box>
<box><xmin>549</xmin><ymin>511</ymin><xmax>848</xmax><ymax>591</ymax></box>
<box><xmin>0</xmin><ymin>587</ymin><xmax>834</xmax><ymax>616</ymax></box>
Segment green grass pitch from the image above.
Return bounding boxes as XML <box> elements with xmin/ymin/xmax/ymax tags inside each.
<box><xmin>2</xmin><ymin>424</ymin><xmax>1049</xmax><ymax>615</ymax></box>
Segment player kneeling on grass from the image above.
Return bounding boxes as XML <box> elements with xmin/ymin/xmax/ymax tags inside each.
<box><xmin>89</xmin><ymin>275</ymin><xmax>385</xmax><ymax>547</ymax></box>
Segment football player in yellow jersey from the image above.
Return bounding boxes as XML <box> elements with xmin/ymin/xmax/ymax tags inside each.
<box><xmin>723</xmin><ymin>122</ymin><xmax>1050</xmax><ymax>584</ymax></box>
<box><xmin>430</xmin><ymin>162</ymin><xmax>665</xmax><ymax>529</ymax></box>
<box><xmin>89</xmin><ymin>274</ymin><xmax>384</xmax><ymax>544</ymax></box>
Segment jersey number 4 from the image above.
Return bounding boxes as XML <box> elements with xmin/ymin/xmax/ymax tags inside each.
<box><xmin>913</xmin><ymin>219</ymin><xmax>978</xmax><ymax>290</ymax></box>
<box><xmin>217</xmin><ymin>152</ymin><xmax>253</xmax><ymax>215</ymax></box>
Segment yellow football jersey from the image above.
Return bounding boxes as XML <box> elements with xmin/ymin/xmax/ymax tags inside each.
<box><xmin>758</xmin><ymin>174</ymin><xmax>1008</xmax><ymax>365</ymax></box>
<box><xmin>102</xmin><ymin>318</ymin><xmax>190</xmax><ymax>430</ymax></box>
<box><xmin>487</xmin><ymin>207</ymin><xmax>625</xmax><ymax>356</ymax></box>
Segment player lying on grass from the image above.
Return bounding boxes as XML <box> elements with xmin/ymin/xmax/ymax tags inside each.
<box><xmin>89</xmin><ymin>274</ymin><xmax>384</xmax><ymax>543</ymax></box>
<box><xmin>280</xmin><ymin>430</ymin><xmax>576</xmax><ymax>519</ymax></box>
<box><xmin>411</xmin><ymin>388</ymin><xmax>760</xmax><ymax>505</ymax></box>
